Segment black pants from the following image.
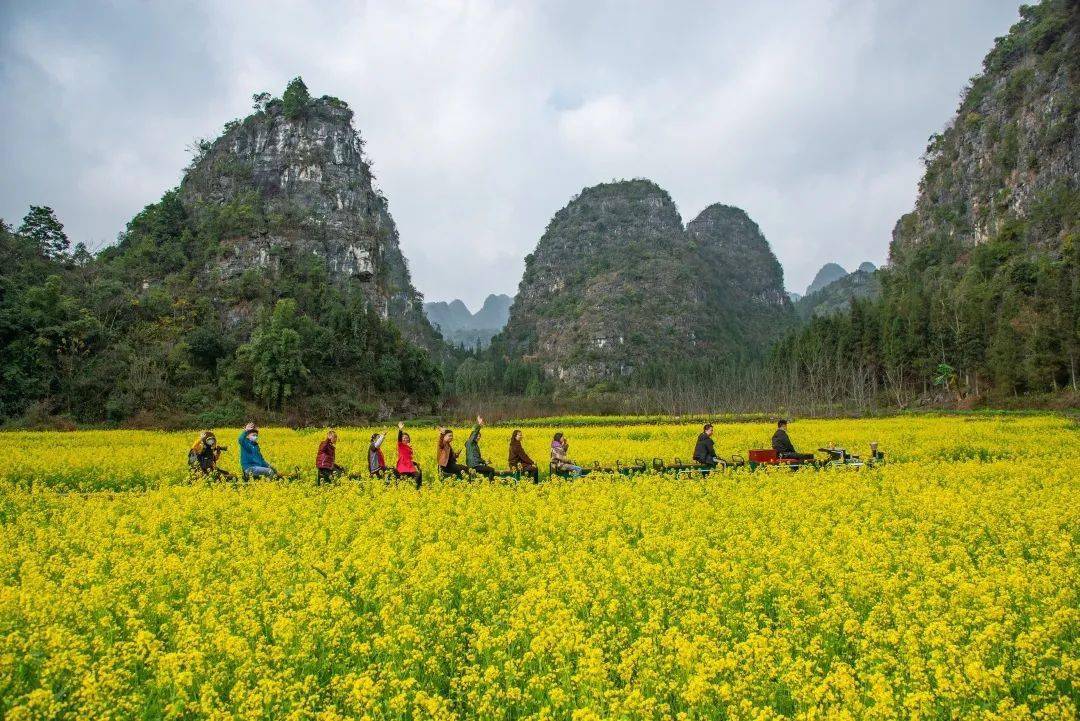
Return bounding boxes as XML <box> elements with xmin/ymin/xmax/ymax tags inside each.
<box><xmin>695</xmin><ymin>459</ymin><xmax>718</xmax><ymax>469</ymax></box>
<box><xmin>398</xmin><ymin>469</ymin><xmax>422</xmax><ymax>489</ymax></box>
<box><xmin>470</xmin><ymin>463</ymin><xmax>496</xmax><ymax>480</ymax></box>
<box><xmin>317</xmin><ymin>465</ymin><xmax>345</xmax><ymax>485</ymax></box>
<box><xmin>440</xmin><ymin>461</ymin><xmax>467</xmax><ymax>479</ymax></box>
<box><xmin>200</xmin><ymin>467</ymin><xmax>237</xmax><ymax>481</ymax></box>
<box><xmin>519</xmin><ymin>465</ymin><xmax>540</xmax><ymax>483</ymax></box>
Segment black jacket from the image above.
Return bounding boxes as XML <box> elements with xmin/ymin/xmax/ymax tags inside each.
<box><xmin>771</xmin><ymin>428</ymin><xmax>796</xmax><ymax>455</ymax></box>
<box><xmin>693</xmin><ymin>433</ymin><xmax>716</xmax><ymax>464</ymax></box>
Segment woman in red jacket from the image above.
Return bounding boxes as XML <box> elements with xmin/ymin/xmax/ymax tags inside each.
<box><xmin>316</xmin><ymin>429</ymin><xmax>346</xmax><ymax>485</ymax></box>
<box><xmin>395</xmin><ymin>422</ymin><xmax>423</xmax><ymax>489</ymax></box>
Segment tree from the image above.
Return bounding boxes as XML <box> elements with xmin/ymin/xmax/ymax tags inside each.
<box><xmin>282</xmin><ymin>77</ymin><xmax>311</xmax><ymax>119</ymax></box>
<box><xmin>932</xmin><ymin>362</ymin><xmax>959</xmax><ymax>401</ymax></box>
<box><xmin>239</xmin><ymin>299</ymin><xmax>309</xmax><ymax>410</ymax></box>
<box><xmin>19</xmin><ymin>206</ymin><xmax>69</xmax><ymax>258</ymax></box>
<box><xmin>252</xmin><ymin>91</ymin><xmax>272</xmax><ymax>112</ymax></box>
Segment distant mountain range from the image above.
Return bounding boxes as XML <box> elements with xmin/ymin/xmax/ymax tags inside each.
<box><xmin>794</xmin><ymin>261</ymin><xmax>880</xmax><ymax>319</ymax></box>
<box><xmin>423</xmin><ymin>294</ymin><xmax>513</xmax><ymax>348</ymax></box>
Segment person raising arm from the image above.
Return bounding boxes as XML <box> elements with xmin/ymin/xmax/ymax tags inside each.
<box><xmin>465</xmin><ymin>416</ymin><xmax>496</xmax><ymax>480</ymax></box>
<box><xmin>395</xmin><ymin>422</ymin><xmax>423</xmax><ymax>489</ymax></box>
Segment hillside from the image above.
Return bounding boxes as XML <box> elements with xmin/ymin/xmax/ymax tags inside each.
<box><xmin>0</xmin><ymin>78</ymin><xmax>443</xmax><ymax>424</ymax></box>
<box><xmin>782</xmin><ymin>0</ymin><xmax>1079</xmax><ymax>400</ymax></box>
<box><xmin>497</xmin><ymin>180</ymin><xmax>794</xmax><ymax>388</ymax></box>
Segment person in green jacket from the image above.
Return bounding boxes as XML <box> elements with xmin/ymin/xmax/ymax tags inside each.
<box><xmin>465</xmin><ymin>416</ymin><xmax>496</xmax><ymax>480</ymax></box>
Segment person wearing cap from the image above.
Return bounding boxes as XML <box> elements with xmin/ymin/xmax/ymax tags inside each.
<box><xmin>189</xmin><ymin>430</ymin><xmax>235</xmax><ymax>480</ymax></box>
<box><xmin>239</xmin><ymin>423</ymin><xmax>277</xmax><ymax>479</ymax></box>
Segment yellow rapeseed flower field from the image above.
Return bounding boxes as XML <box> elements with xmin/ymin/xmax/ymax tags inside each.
<box><xmin>0</xmin><ymin>414</ymin><xmax>1076</xmax><ymax>719</ymax></box>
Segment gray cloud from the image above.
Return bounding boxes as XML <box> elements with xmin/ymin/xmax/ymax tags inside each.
<box><xmin>1</xmin><ymin>0</ymin><xmax>1020</xmax><ymax>307</ymax></box>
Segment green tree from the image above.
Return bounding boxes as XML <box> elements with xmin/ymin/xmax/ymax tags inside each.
<box><xmin>19</xmin><ymin>206</ymin><xmax>69</xmax><ymax>258</ymax></box>
<box><xmin>240</xmin><ymin>299</ymin><xmax>309</xmax><ymax>410</ymax></box>
<box><xmin>282</xmin><ymin>77</ymin><xmax>311</xmax><ymax>119</ymax></box>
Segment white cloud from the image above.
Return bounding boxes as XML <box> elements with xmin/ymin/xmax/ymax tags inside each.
<box><xmin>0</xmin><ymin>0</ymin><xmax>1021</xmax><ymax>306</ymax></box>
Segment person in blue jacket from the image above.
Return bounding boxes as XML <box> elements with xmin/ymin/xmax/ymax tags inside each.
<box><xmin>238</xmin><ymin>422</ymin><xmax>277</xmax><ymax>479</ymax></box>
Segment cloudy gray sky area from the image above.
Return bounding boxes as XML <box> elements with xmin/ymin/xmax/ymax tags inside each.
<box><xmin>1</xmin><ymin>0</ymin><xmax>1021</xmax><ymax>308</ymax></box>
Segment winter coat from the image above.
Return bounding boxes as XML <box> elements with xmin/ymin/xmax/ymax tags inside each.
<box><xmin>396</xmin><ymin>429</ymin><xmax>417</xmax><ymax>473</ymax></box>
<box><xmin>238</xmin><ymin>431</ymin><xmax>268</xmax><ymax>470</ymax></box>
<box><xmin>509</xmin><ymin>438</ymin><xmax>535</xmax><ymax>468</ymax></box>
<box><xmin>693</xmin><ymin>433</ymin><xmax>716</xmax><ymax>464</ymax></box>
<box><xmin>771</xmin><ymin>428</ymin><xmax>797</xmax><ymax>455</ymax></box>
<box><xmin>465</xmin><ymin>425</ymin><xmax>485</xmax><ymax>468</ymax></box>
<box><xmin>316</xmin><ymin>439</ymin><xmax>336</xmax><ymax>470</ymax></box>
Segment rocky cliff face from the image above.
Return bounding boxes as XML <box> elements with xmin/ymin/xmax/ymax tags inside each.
<box><xmin>890</xmin><ymin>0</ymin><xmax>1077</xmax><ymax>262</ymax></box>
<box><xmin>498</xmin><ymin>180</ymin><xmax>794</xmax><ymax>387</ymax></box>
<box><xmin>180</xmin><ymin>83</ymin><xmax>438</xmax><ymax>347</ymax></box>
<box><xmin>852</xmin><ymin>0</ymin><xmax>1077</xmax><ymax>395</ymax></box>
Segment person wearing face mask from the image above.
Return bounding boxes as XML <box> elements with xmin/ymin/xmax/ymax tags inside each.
<box><xmin>189</xmin><ymin>430</ymin><xmax>235</xmax><ymax>480</ymax></box>
<box><xmin>238</xmin><ymin>422</ymin><xmax>277</xmax><ymax>479</ymax></box>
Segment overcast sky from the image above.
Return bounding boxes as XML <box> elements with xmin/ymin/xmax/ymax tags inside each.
<box><xmin>1</xmin><ymin>0</ymin><xmax>1021</xmax><ymax>308</ymax></box>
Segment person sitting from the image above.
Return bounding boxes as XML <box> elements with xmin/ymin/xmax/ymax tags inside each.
<box><xmin>395</xmin><ymin>422</ymin><xmax>422</xmax><ymax>489</ymax></box>
<box><xmin>189</xmin><ymin>430</ymin><xmax>235</xmax><ymax>480</ymax></box>
<box><xmin>315</xmin><ymin>429</ymin><xmax>346</xmax><ymax>485</ymax></box>
<box><xmin>465</xmin><ymin>416</ymin><xmax>496</xmax><ymax>480</ymax></box>
<box><xmin>693</xmin><ymin>423</ymin><xmax>719</xmax><ymax>468</ymax></box>
<box><xmin>368</xmin><ymin>430</ymin><xmax>390</xmax><ymax>480</ymax></box>
<box><xmin>437</xmin><ymin>427</ymin><xmax>467</xmax><ymax>479</ymax></box>
<box><xmin>508</xmin><ymin>429</ymin><xmax>540</xmax><ymax>483</ymax></box>
<box><xmin>772</xmin><ymin>419</ymin><xmax>813</xmax><ymax>460</ymax></box>
<box><xmin>550</xmin><ymin>432</ymin><xmax>585</xmax><ymax>478</ymax></box>
<box><xmin>239</xmin><ymin>423</ymin><xmax>277</xmax><ymax>479</ymax></box>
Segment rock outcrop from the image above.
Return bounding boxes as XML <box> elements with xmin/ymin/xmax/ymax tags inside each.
<box><xmin>179</xmin><ymin>79</ymin><xmax>438</xmax><ymax>347</ymax></box>
<box><xmin>890</xmin><ymin>0</ymin><xmax>1077</xmax><ymax>261</ymax></box>
<box><xmin>498</xmin><ymin>180</ymin><xmax>794</xmax><ymax>387</ymax></box>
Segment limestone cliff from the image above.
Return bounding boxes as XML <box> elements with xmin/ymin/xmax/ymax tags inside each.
<box><xmin>179</xmin><ymin>80</ymin><xmax>438</xmax><ymax>347</ymax></box>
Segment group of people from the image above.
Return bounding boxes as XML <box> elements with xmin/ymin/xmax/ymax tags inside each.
<box><xmin>190</xmin><ymin>418</ymin><xmax>808</xmax><ymax>485</ymax></box>
<box><xmin>188</xmin><ymin>417</ymin><xmax>589</xmax><ymax>486</ymax></box>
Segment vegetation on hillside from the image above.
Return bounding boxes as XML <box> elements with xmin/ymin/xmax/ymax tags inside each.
<box><xmin>0</xmin><ymin>192</ymin><xmax>440</xmax><ymax>428</ymax></box>
<box><xmin>778</xmin><ymin>0</ymin><xmax>1079</xmax><ymax>403</ymax></box>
